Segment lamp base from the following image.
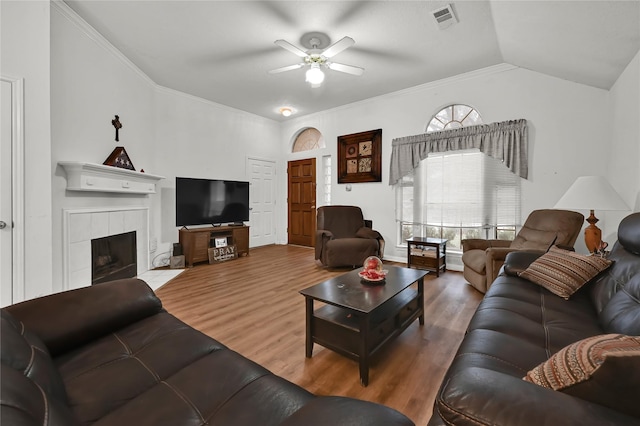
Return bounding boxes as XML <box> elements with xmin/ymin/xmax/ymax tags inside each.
<box><xmin>584</xmin><ymin>209</ymin><xmax>601</xmax><ymax>253</ymax></box>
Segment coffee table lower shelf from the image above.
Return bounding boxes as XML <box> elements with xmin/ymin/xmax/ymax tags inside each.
<box><xmin>305</xmin><ymin>288</ymin><xmax>423</xmax><ymax>386</ymax></box>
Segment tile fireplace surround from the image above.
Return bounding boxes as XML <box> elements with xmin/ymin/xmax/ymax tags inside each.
<box><xmin>63</xmin><ymin>207</ymin><xmax>149</xmax><ymax>291</ymax></box>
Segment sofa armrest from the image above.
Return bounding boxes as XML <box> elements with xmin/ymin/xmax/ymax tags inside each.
<box><xmin>462</xmin><ymin>239</ymin><xmax>511</xmax><ymax>252</ymax></box>
<box><xmin>502</xmin><ymin>250</ymin><xmax>545</xmax><ymax>276</ymax></box>
<box><xmin>355</xmin><ymin>226</ymin><xmax>382</xmax><ymax>240</ymax></box>
<box><xmin>316</xmin><ymin>229</ymin><xmax>334</xmax><ymax>241</ymax></box>
<box><xmin>5</xmin><ymin>278</ymin><xmax>162</xmax><ymax>356</ymax></box>
<box><xmin>485</xmin><ymin>246</ymin><xmax>520</xmax><ymax>284</ymax></box>
<box><xmin>315</xmin><ymin>229</ymin><xmax>334</xmax><ymax>259</ymax></box>
<box><xmin>434</xmin><ymin>367</ymin><xmax>639</xmax><ymax>426</ymax></box>
<box><xmin>281</xmin><ymin>396</ymin><xmax>414</xmax><ymax>426</ymax></box>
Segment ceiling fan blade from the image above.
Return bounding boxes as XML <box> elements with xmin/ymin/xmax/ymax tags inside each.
<box><xmin>321</xmin><ymin>36</ymin><xmax>355</xmax><ymax>58</ymax></box>
<box><xmin>268</xmin><ymin>63</ymin><xmax>305</xmax><ymax>74</ymax></box>
<box><xmin>274</xmin><ymin>39</ymin><xmax>308</xmax><ymax>58</ymax></box>
<box><xmin>327</xmin><ymin>62</ymin><xmax>364</xmax><ymax>76</ymax></box>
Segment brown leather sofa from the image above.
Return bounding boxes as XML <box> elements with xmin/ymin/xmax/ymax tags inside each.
<box><xmin>429</xmin><ymin>212</ymin><xmax>640</xmax><ymax>425</ymax></box>
<box><xmin>1</xmin><ymin>279</ymin><xmax>414</xmax><ymax>426</ymax></box>
<box><xmin>461</xmin><ymin>209</ymin><xmax>584</xmax><ymax>293</ymax></box>
<box><xmin>315</xmin><ymin>205</ymin><xmax>384</xmax><ymax>268</ymax></box>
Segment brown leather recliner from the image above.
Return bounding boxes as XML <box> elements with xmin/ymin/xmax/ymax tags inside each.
<box><xmin>461</xmin><ymin>209</ymin><xmax>584</xmax><ymax>293</ymax></box>
<box><xmin>315</xmin><ymin>205</ymin><xmax>384</xmax><ymax>268</ymax></box>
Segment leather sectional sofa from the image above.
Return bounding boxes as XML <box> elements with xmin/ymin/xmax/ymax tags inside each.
<box><xmin>429</xmin><ymin>212</ymin><xmax>640</xmax><ymax>425</ymax></box>
<box><xmin>1</xmin><ymin>278</ymin><xmax>414</xmax><ymax>426</ymax></box>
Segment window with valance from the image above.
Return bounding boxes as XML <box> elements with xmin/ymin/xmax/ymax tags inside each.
<box><xmin>393</xmin><ymin>106</ymin><xmax>528</xmax><ymax>251</ymax></box>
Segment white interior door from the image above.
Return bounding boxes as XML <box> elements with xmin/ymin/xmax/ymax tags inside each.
<box><xmin>1</xmin><ymin>79</ymin><xmax>13</xmax><ymax>306</ymax></box>
<box><xmin>247</xmin><ymin>158</ymin><xmax>276</xmax><ymax>247</ymax></box>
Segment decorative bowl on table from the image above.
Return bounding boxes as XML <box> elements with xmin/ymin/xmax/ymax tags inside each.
<box><xmin>359</xmin><ymin>256</ymin><xmax>388</xmax><ymax>283</ymax></box>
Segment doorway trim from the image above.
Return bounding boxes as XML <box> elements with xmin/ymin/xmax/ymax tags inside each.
<box><xmin>1</xmin><ymin>76</ymin><xmax>25</xmax><ymax>303</ymax></box>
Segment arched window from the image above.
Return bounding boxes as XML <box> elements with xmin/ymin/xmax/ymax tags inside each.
<box><xmin>426</xmin><ymin>104</ymin><xmax>482</xmax><ymax>132</ymax></box>
<box><xmin>292</xmin><ymin>127</ymin><xmax>325</xmax><ymax>152</ymax></box>
<box><xmin>397</xmin><ymin>104</ymin><xmax>520</xmax><ymax>252</ymax></box>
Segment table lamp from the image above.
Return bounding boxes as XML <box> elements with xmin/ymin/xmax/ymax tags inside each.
<box><xmin>554</xmin><ymin>176</ymin><xmax>629</xmax><ymax>253</ymax></box>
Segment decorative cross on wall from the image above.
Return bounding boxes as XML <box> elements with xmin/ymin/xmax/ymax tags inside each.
<box><xmin>111</xmin><ymin>115</ymin><xmax>123</xmax><ymax>141</ymax></box>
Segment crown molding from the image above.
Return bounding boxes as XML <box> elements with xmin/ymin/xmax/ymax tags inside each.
<box><xmin>285</xmin><ymin>63</ymin><xmax>520</xmax><ymax>124</ymax></box>
<box><xmin>51</xmin><ymin>0</ymin><xmax>155</xmax><ymax>87</ymax></box>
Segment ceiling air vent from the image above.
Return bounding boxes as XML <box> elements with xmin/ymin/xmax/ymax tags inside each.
<box><xmin>432</xmin><ymin>4</ymin><xmax>457</xmax><ymax>30</ymax></box>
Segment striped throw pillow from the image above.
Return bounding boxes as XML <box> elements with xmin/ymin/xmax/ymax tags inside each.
<box><xmin>519</xmin><ymin>246</ymin><xmax>612</xmax><ymax>299</ymax></box>
<box><xmin>524</xmin><ymin>334</ymin><xmax>640</xmax><ymax>417</ymax></box>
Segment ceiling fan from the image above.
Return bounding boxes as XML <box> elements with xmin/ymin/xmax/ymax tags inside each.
<box><xmin>269</xmin><ymin>32</ymin><xmax>364</xmax><ymax>88</ymax></box>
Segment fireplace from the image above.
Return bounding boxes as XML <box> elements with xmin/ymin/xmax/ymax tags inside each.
<box><xmin>91</xmin><ymin>231</ymin><xmax>137</xmax><ymax>285</ymax></box>
<box><xmin>63</xmin><ymin>207</ymin><xmax>149</xmax><ymax>290</ymax></box>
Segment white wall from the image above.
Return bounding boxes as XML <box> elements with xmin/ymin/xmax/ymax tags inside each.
<box><xmin>50</xmin><ymin>3</ymin><xmax>157</xmax><ymax>293</ymax></box>
<box><xmin>153</xmin><ymin>87</ymin><xmax>282</xmax><ymax>249</ymax></box>
<box><xmin>49</xmin><ymin>2</ymin><xmax>283</xmax><ymax>291</ymax></box>
<box><xmin>606</xmin><ymin>50</ymin><xmax>640</xmax><ymax>243</ymax></box>
<box><xmin>281</xmin><ymin>64</ymin><xmax>610</xmax><ymax>259</ymax></box>
<box><xmin>1</xmin><ymin>1</ymin><xmax>53</xmax><ymax>300</ymax></box>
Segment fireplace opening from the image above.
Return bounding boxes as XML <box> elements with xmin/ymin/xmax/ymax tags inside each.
<box><xmin>91</xmin><ymin>231</ymin><xmax>137</xmax><ymax>285</ymax></box>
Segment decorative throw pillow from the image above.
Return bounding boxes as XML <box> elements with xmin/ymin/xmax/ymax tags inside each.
<box><xmin>519</xmin><ymin>246</ymin><xmax>612</xmax><ymax>299</ymax></box>
<box><xmin>524</xmin><ymin>334</ymin><xmax>640</xmax><ymax>417</ymax></box>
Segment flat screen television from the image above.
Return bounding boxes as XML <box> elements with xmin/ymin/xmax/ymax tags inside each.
<box><xmin>176</xmin><ymin>177</ymin><xmax>250</xmax><ymax>227</ymax></box>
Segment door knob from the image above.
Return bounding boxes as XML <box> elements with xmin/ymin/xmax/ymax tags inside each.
<box><xmin>0</xmin><ymin>221</ymin><xmax>6</xmax><ymax>229</ymax></box>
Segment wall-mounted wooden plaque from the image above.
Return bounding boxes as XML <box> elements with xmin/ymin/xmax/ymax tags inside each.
<box><xmin>338</xmin><ymin>129</ymin><xmax>382</xmax><ymax>183</ymax></box>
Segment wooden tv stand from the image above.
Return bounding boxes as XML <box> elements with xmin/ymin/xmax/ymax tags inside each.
<box><xmin>179</xmin><ymin>225</ymin><xmax>249</xmax><ymax>267</ymax></box>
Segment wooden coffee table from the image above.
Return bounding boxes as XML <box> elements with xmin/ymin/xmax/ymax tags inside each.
<box><xmin>299</xmin><ymin>266</ymin><xmax>428</xmax><ymax>386</ymax></box>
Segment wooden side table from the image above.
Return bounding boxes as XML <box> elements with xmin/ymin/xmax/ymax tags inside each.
<box><xmin>407</xmin><ymin>237</ymin><xmax>447</xmax><ymax>276</ymax></box>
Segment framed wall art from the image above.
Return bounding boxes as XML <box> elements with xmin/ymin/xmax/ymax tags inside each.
<box><xmin>337</xmin><ymin>129</ymin><xmax>382</xmax><ymax>183</ymax></box>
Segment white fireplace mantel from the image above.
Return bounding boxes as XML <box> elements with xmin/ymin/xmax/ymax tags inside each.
<box><xmin>59</xmin><ymin>161</ymin><xmax>164</xmax><ymax>194</ymax></box>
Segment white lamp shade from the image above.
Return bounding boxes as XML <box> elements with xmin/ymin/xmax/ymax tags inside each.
<box><xmin>554</xmin><ymin>176</ymin><xmax>630</xmax><ymax>211</ymax></box>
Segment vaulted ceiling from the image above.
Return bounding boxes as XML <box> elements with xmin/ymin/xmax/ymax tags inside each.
<box><xmin>64</xmin><ymin>1</ymin><xmax>640</xmax><ymax>121</ymax></box>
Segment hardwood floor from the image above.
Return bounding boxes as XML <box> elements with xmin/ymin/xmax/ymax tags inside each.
<box><xmin>155</xmin><ymin>245</ymin><xmax>483</xmax><ymax>425</ymax></box>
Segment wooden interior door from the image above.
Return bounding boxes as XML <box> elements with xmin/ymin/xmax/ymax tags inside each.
<box><xmin>288</xmin><ymin>158</ymin><xmax>316</xmax><ymax>247</ymax></box>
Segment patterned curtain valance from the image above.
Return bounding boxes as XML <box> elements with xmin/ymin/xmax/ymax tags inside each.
<box><xmin>389</xmin><ymin>119</ymin><xmax>529</xmax><ymax>185</ymax></box>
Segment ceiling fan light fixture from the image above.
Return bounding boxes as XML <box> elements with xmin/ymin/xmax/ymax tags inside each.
<box><xmin>305</xmin><ymin>63</ymin><xmax>325</xmax><ymax>86</ymax></box>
